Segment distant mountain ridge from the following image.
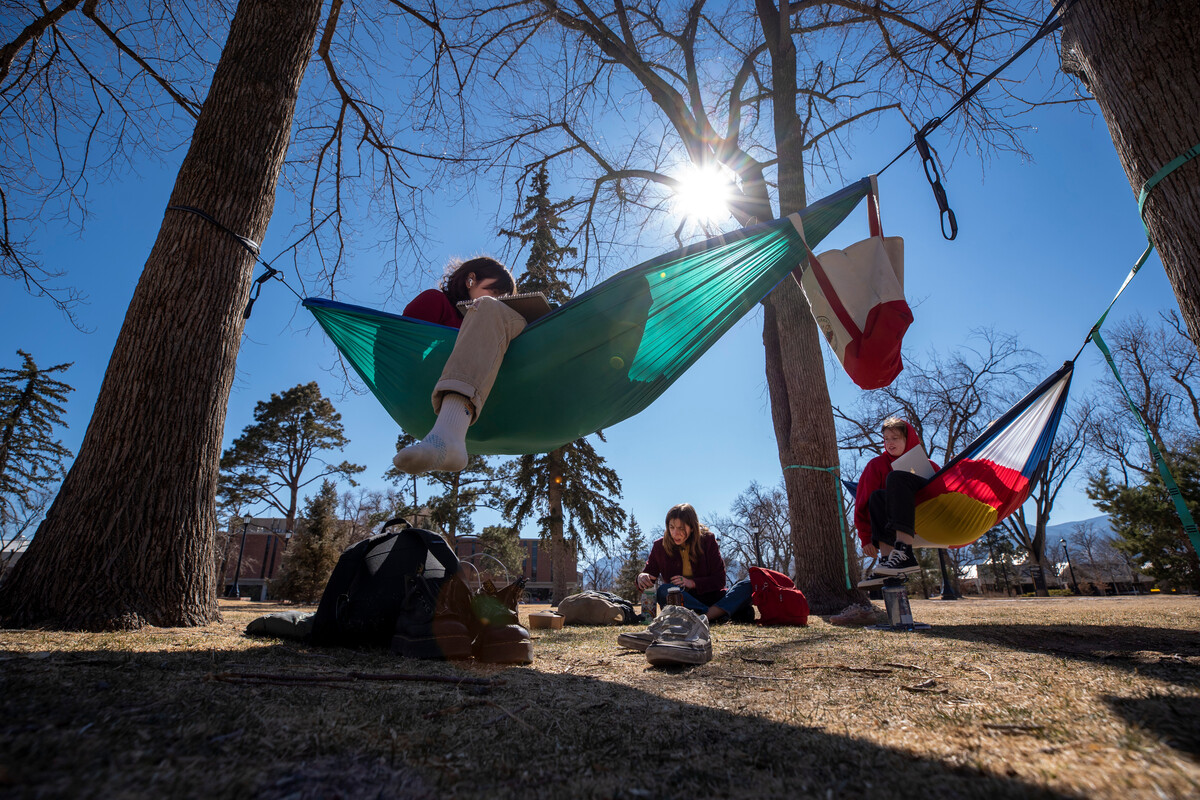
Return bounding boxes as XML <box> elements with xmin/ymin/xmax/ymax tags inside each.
<box><xmin>1043</xmin><ymin>514</ymin><xmax>1113</xmax><ymax>542</ymax></box>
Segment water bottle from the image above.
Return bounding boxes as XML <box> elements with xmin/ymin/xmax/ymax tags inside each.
<box><xmin>881</xmin><ymin>582</ymin><xmax>914</xmax><ymax>631</ymax></box>
<box><xmin>640</xmin><ymin>584</ymin><xmax>657</xmax><ymax>620</ymax></box>
<box><xmin>666</xmin><ymin>586</ymin><xmax>682</xmax><ymax>607</ymax></box>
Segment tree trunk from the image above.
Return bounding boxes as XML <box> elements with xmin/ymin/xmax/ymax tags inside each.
<box><xmin>547</xmin><ymin>447</ymin><xmax>568</xmax><ymax>604</ymax></box>
<box><xmin>757</xmin><ymin>0</ymin><xmax>861</xmax><ymax>614</ymax></box>
<box><xmin>1059</xmin><ymin>2</ymin><xmax>1200</xmax><ymax>357</ymax></box>
<box><xmin>0</xmin><ymin>0</ymin><xmax>324</xmax><ymax>630</ymax></box>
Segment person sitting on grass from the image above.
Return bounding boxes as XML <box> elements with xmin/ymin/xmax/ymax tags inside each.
<box><xmin>392</xmin><ymin>257</ymin><xmax>524</xmax><ymax>475</ymax></box>
<box><xmin>855</xmin><ymin>416</ymin><xmax>939</xmax><ymax>588</ymax></box>
<box><xmin>635</xmin><ymin>503</ymin><xmax>752</xmax><ymax>623</ymax></box>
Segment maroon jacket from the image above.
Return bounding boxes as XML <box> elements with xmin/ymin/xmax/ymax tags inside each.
<box><xmin>403</xmin><ymin>289</ymin><xmax>463</xmax><ymax>328</ymax></box>
<box><xmin>853</xmin><ymin>422</ymin><xmax>938</xmax><ymax>547</ymax></box>
<box><xmin>642</xmin><ymin>533</ymin><xmax>727</xmax><ymax>596</ymax></box>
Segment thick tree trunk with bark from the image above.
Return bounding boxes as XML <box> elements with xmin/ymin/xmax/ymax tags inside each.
<box><xmin>0</xmin><ymin>0</ymin><xmax>324</xmax><ymax>630</ymax></box>
<box><xmin>547</xmin><ymin>447</ymin><xmax>569</xmax><ymax>605</ymax></box>
<box><xmin>757</xmin><ymin>0</ymin><xmax>863</xmax><ymax>614</ymax></box>
<box><xmin>1059</xmin><ymin>2</ymin><xmax>1200</xmax><ymax>356</ymax></box>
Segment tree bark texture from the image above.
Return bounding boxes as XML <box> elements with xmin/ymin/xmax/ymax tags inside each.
<box><xmin>0</xmin><ymin>0</ymin><xmax>324</xmax><ymax>630</ymax></box>
<box><xmin>1059</xmin><ymin>2</ymin><xmax>1200</xmax><ymax>356</ymax></box>
<box><xmin>758</xmin><ymin>0</ymin><xmax>863</xmax><ymax>614</ymax></box>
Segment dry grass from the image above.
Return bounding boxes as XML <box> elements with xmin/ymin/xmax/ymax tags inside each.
<box><xmin>2</xmin><ymin>595</ymin><xmax>1199</xmax><ymax>799</ymax></box>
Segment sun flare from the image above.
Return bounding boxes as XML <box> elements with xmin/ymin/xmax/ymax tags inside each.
<box><xmin>673</xmin><ymin>166</ymin><xmax>732</xmax><ymax>223</ymax></box>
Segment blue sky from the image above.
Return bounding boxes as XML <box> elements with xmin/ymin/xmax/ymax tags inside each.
<box><xmin>2</xmin><ymin>66</ymin><xmax>1178</xmax><ymax>552</ymax></box>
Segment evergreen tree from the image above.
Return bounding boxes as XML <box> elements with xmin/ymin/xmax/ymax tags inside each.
<box><xmin>0</xmin><ymin>351</ymin><xmax>74</xmax><ymax>527</ymax></box>
<box><xmin>614</xmin><ymin>516</ymin><xmax>648</xmax><ymax>601</ymax></box>
<box><xmin>272</xmin><ymin>480</ymin><xmax>346</xmax><ymax>603</ymax></box>
<box><xmin>1088</xmin><ymin>448</ymin><xmax>1200</xmax><ymax>592</ymax></box>
<box><xmin>219</xmin><ymin>382</ymin><xmax>365</xmax><ymax>531</ymax></box>
<box><xmin>384</xmin><ymin>433</ymin><xmax>504</xmax><ymax>543</ymax></box>
<box><xmin>476</xmin><ymin>524</ymin><xmax>527</xmax><ymax>581</ymax></box>
<box><xmin>499</xmin><ymin>168</ymin><xmax>624</xmax><ymax>603</ymax></box>
<box><xmin>499</xmin><ymin>164</ymin><xmax>580</xmax><ymax>303</ymax></box>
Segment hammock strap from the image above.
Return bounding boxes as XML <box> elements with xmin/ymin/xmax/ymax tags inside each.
<box><xmin>1090</xmin><ymin>329</ymin><xmax>1200</xmax><ymax>557</ymax></box>
<box><xmin>1075</xmin><ymin>139</ymin><xmax>1200</xmax><ymax>360</ymax></box>
<box><xmin>783</xmin><ymin>464</ymin><xmax>851</xmax><ymax>590</ymax></box>
<box><xmin>165</xmin><ymin>205</ymin><xmax>302</xmax><ymax>317</ymax></box>
<box><xmin>1079</xmin><ymin>139</ymin><xmax>1200</xmax><ymax>556</ymax></box>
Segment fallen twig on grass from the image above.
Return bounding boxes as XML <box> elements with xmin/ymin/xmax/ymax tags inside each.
<box><xmin>983</xmin><ymin>723</ymin><xmax>1045</xmax><ymax>734</ymax></box>
<box><xmin>902</xmin><ymin>678</ymin><xmax>948</xmax><ymax>694</ymax></box>
<box><xmin>483</xmin><ymin>702</ymin><xmax>532</xmax><ymax>729</ymax></box>
<box><xmin>721</xmin><ymin>674</ymin><xmax>793</xmax><ymax>682</ymax></box>
<box><xmin>212</xmin><ymin>670</ymin><xmax>501</xmax><ymax>688</ymax></box>
<box><xmin>793</xmin><ymin>663</ymin><xmax>894</xmax><ymax>675</ymax></box>
<box><xmin>971</xmin><ymin>665</ymin><xmax>993</xmax><ymax>681</ymax></box>
<box><xmin>739</xmin><ymin>657</ymin><xmax>776</xmax><ymax>665</ymax></box>
<box><xmin>885</xmin><ymin>662</ymin><xmax>934</xmax><ymax>672</ymax></box>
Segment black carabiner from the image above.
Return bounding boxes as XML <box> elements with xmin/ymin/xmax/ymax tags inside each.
<box><xmin>914</xmin><ymin>125</ymin><xmax>959</xmax><ymax>241</ymax></box>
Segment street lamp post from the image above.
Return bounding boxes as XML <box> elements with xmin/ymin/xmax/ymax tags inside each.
<box><xmin>228</xmin><ymin>514</ymin><xmax>252</xmax><ymax>599</ymax></box>
<box><xmin>1059</xmin><ymin>538</ymin><xmax>1081</xmax><ymax>595</ymax></box>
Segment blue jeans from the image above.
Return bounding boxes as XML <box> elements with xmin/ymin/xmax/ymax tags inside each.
<box><xmin>656</xmin><ymin>578</ymin><xmax>752</xmax><ymax>617</ymax></box>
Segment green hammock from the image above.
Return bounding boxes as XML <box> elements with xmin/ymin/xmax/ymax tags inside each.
<box><xmin>304</xmin><ymin>178</ymin><xmax>870</xmax><ymax>455</ymax></box>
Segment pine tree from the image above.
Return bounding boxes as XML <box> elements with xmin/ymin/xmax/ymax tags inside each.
<box><xmin>0</xmin><ymin>351</ymin><xmax>74</xmax><ymax>528</ymax></box>
<box><xmin>614</xmin><ymin>515</ymin><xmax>647</xmax><ymax>601</ymax></box>
<box><xmin>499</xmin><ymin>164</ymin><xmax>580</xmax><ymax>303</ymax></box>
<box><xmin>384</xmin><ymin>433</ymin><xmax>504</xmax><ymax>544</ymax></box>
<box><xmin>219</xmin><ymin>382</ymin><xmax>365</xmax><ymax>531</ymax></box>
<box><xmin>1088</xmin><ymin>448</ymin><xmax>1200</xmax><ymax>592</ymax></box>
<box><xmin>477</xmin><ymin>524</ymin><xmax>527</xmax><ymax>581</ymax></box>
<box><xmin>271</xmin><ymin>480</ymin><xmax>346</xmax><ymax>603</ymax></box>
<box><xmin>499</xmin><ymin>167</ymin><xmax>625</xmax><ymax>603</ymax></box>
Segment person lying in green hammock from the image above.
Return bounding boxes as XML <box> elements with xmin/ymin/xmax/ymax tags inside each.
<box><xmin>391</xmin><ymin>257</ymin><xmax>525</xmax><ymax>474</ymax></box>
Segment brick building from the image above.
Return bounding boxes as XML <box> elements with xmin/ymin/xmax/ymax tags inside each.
<box><xmin>219</xmin><ymin>517</ymin><xmax>577</xmax><ymax>601</ymax></box>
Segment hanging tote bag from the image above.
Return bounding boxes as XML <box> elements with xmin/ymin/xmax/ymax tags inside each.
<box><xmin>792</xmin><ymin>175</ymin><xmax>912</xmax><ymax>390</ymax></box>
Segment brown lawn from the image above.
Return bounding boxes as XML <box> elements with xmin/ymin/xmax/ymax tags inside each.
<box><xmin>1</xmin><ymin>594</ymin><xmax>1198</xmax><ymax>799</ymax></box>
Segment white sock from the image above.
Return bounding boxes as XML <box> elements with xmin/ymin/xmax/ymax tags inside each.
<box><xmin>393</xmin><ymin>394</ymin><xmax>472</xmax><ymax>474</ymax></box>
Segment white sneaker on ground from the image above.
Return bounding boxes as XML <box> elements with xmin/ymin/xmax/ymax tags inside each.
<box><xmin>645</xmin><ymin>608</ymin><xmax>712</xmax><ymax>666</ymax></box>
<box><xmin>830</xmin><ymin>603</ymin><xmax>883</xmax><ymax>627</ymax></box>
<box><xmin>617</xmin><ymin>605</ymin><xmax>696</xmax><ymax>652</ymax></box>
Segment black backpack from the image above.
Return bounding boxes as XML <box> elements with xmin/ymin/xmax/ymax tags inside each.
<box><xmin>310</xmin><ymin>518</ymin><xmax>459</xmax><ymax>648</ymax></box>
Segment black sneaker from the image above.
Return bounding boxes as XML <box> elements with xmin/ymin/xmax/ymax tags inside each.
<box><xmin>874</xmin><ymin>545</ymin><xmax>919</xmax><ymax>576</ymax></box>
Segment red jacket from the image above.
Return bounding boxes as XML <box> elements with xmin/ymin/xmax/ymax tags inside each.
<box><xmin>403</xmin><ymin>289</ymin><xmax>463</xmax><ymax>328</ymax></box>
<box><xmin>642</xmin><ymin>533</ymin><xmax>727</xmax><ymax>596</ymax></box>
<box><xmin>853</xmin><ymin>422</ymin><xmax>938</xmax><ymax>547</ymax></box>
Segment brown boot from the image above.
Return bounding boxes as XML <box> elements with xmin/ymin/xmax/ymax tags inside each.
<box><xmin>390</xmin><ymin>574</ymin><xmax>473</xmax><ymax>660</ymax></box>
<box><xmin>471</xmin><ymin>578</ymin><xmax>532</xmax><ymax>664</ymax></box>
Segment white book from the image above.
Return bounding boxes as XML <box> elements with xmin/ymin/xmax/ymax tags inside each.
<box><xmin>890</xmin><ymin>444</ymin><xmax>935</xmax><ymax>479</ymax></box>
<box><xmin>457</xmin><ymin>291</ymin><xmax>553</xmax><ymax>323</ymax></box>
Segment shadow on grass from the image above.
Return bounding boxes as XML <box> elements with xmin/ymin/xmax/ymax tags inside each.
<box><xmin>0</xmin><ymin>640</ymin><xmax>1077</xmax><ymax>800</ymax></box>
<box><xmin>919</xmin><ymin>623</ymin><xmax>1200</xmax><ymax>687</ymax></box>
<box><xmin>1104</xmin><ymin>694</ymin><xmax>1200</xmax><ymax>758</ymax></box>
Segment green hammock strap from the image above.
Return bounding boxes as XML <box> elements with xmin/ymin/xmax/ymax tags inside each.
<box><xmin>1081</xmin><ymin>140</ymin><xmax>1200</xmax><ymax>559</ymax></box>
<box><xmin>1089</xmin><ymin>140</ymin><xmax>1200</xmax><ymax>336</ymax></box>
<box><xmin>783</xmin><ymin>464</ymin><xmax>851</xmax><ymax>590</ymax></box>
<box><xmin>1136</xmin><ymin>140</ymin><xmax>1200</xmax><ymax>236</ymax></box>
<box><xmin>1090</xmin><ymin>329</ymin><xmax>1200</xmax><ymax>556</ymax></box>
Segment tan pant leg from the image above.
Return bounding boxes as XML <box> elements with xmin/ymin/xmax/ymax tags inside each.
<box><xmin>432</xmin><ymin>296</ymin><xmax>527</xmax><ymax>422</ymax></box>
